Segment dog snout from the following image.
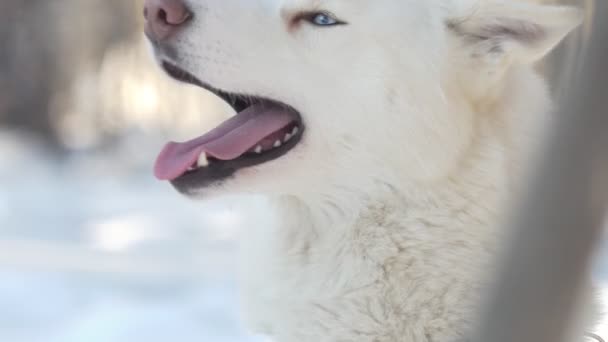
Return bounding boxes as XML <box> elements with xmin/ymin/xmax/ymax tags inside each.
<box><xmin>143</xmin><ymin>0</ymin><xmax>192</xmax><ymax>41</ymax></box>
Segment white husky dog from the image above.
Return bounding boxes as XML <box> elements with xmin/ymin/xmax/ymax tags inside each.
<box><xmin>144</xmin><ymin>0</ymin><xmax>583</xmax><ymax>340</ymax></box>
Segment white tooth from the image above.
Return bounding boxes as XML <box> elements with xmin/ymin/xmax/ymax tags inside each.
<box><xmin>274</xmin><ymin>140</ymin><xmax>282</xmax><ymax>148</ymax></box>
<box><xmin>197</xmin><ymin>153</ymin><xmax>209</xmax><ymax>167</ymax></box>
<box><xmin>255</xmin><ymin>145</ymin><xmax>263</xmax><ymax>154</ymax></box>
<box><xmin>284</xmin><ymin>133</ymin><xmax>292</xmax><ymax>142</ymax></box>
<box><xmin>291</xmin><ymin>127</ymin><xmax>299</xmax><ymax>136</ymax></box>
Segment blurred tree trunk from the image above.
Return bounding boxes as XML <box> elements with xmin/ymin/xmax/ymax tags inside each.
<box><xmin>0</xmin><ymin>0</ymin><xmax>140</xmax><ymax>147</ymax></box>
<box><xmin>0</xmin><ymin>0</ymin><xmax>56</xmax><ymax>143</ymax></box>
<box><xmin>539</xmin><ymin>0</ymin><xmax>589</xmax><ymax>96</ymax></box>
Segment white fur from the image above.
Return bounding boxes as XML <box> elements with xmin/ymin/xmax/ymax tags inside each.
<box><xmin>155</xmin><ymin>0</ymin><xmax>583</xmax><ymax>340</ymax></box>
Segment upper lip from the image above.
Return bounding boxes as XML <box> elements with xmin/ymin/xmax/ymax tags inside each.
<box><xmin>161</xmin><ymin>61</ymin><xmax>205</xmax><ymax>87</ymax></box>
<box><xmin>161</xmin><ymin>61</ymin><xmax>298</xmax><ymax>114</ymax></box>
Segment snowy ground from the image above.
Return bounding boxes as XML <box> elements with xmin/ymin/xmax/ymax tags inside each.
<box><xmin>0</xmin><ymin>130</ymin><xmax>607</xmax><ymax>341</ymax></box>
<box><xmin>0</xmin><ymin>131</ymin><xmax>269</xmax><ymax>342</ymax></box>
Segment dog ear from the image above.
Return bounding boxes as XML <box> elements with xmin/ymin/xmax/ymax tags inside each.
<box><xmin>447</xmin><ymin>1</ymin><xmax>583</xmax><ymax>65</ymax></box>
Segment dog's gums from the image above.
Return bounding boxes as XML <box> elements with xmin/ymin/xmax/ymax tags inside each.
<box><xmin>153</xmin><ymin>62</ymin><xmax>304</xmax><ymax>192</ymax></box>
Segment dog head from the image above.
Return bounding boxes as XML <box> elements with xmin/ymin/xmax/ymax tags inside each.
<box><xmin>145</xmin><ymin>0</ymin><xmax>581</xmax><ymax>202</ymax></box>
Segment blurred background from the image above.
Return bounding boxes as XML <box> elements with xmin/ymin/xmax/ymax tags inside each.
<box><xmin>0</xmin><ymin>0</ymin><xmax>603</xmax><ymax>341</ymax></box>
<box><xmin>0</xmin><ymin>1</ymin><xmax>263</xmax><ymax>341</ymax></box>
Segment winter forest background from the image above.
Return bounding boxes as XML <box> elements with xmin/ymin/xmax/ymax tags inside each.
<box><xmin>0</xmin><ymin>1</ymin><xmax>261</xmax><ymax>341</ymax></box>
<box><xmin>0</xmin><ymin>0</ymin><xmax>604</xmax><ymax>341</ymax></box>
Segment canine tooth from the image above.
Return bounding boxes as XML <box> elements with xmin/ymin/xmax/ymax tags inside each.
<box><xmin>274</xmin><ymin>140</ymin><xmax>282</xmax><ymax>148</ymax></box>
<box><xmin>284</xmin><ymin>133</ymin><xmax>292</xmax><ymax>142</ymax></box>
<box><xmin>291</xmin><ymin>127</ymin><xmax>299</xmax><ymax>136</ymax></box>
<box><xmin>197</xmin><ymin>153</ymin><xmax>209</xmax><ymax>167</ymax></box>
<box><xmin>255</xmin><ymin>145</ymin><xmax>263</xmax><ymax>154</ymax></box>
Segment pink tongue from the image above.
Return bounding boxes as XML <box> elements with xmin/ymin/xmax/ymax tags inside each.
<box><xmin>154</xmin><ymin>104</ymin><xmax>295</xmax><ymax>181</ymax></box>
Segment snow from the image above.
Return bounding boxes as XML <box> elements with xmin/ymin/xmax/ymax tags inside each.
<box><xmin>0</xmin><ymin>130</ymin><xmax>606</xmax><ymax>341</ymax></box>
<box><xmin>0</xmin><ymin>131</ymin><xmax>266</xmax><ymax>342</ymax></box>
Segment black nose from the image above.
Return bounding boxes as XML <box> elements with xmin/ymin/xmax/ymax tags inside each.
<box><xmin>143</xmin><ymin>0</ymin><xmax>192</xmax><ymax>41</ymax></box>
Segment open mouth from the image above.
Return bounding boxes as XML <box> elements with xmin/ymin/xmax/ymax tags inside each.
<box><xmin>154</xmin><ymin>61</ymin><xmax>304</xmax><ymax>193</ymax></box>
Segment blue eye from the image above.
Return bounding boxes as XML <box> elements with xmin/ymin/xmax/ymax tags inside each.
<box><xmin>308</xmin><ymin>12</ymin><xmax>343</xmax><ymax>27</ymax></box>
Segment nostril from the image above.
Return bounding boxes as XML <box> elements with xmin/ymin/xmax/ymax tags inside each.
<box><xmin>147</xmin><ymin>5</ymin><xmax>191</xmax><ymax>26</ymax></box>
<box><xmin>158</xmin><ymin>8</ymin><xmax>168</xmax><ymax>24</ymax></box>
<box><xmin>143</xmin><ymin>0</ymin><xmax>192</xmax><ymax>41</ymax></box>
<box><xmin>164</xmin><ymin>8</ymin><xmax>192</xmax><ymax>26</ymax></box>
